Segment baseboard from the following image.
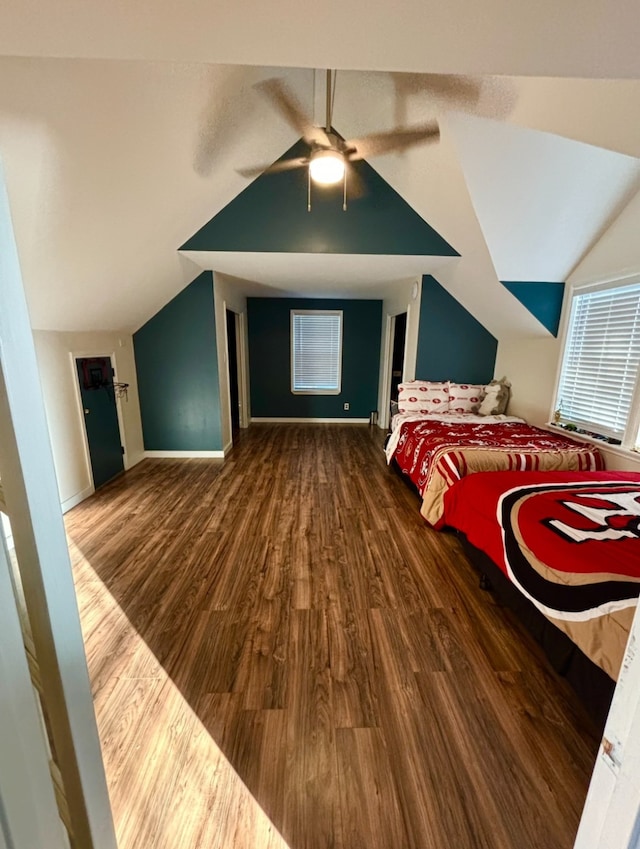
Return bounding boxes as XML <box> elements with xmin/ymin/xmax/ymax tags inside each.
<box><xmin>61</xmin><ymin>485</ymin><xmax>94</xmax><ymax>513</ymax></box>
<box><xmin>250</xmin><ymin>417</ymin><xmax>370</xmax><ymax>424</ymax></box>
<box><xmin>223</xmin><ymin>440</ymin><xmax>233</xmax><ymax>456</ymax></box>
<box><xmin>144</xmin><ymin>450</ymin><xmax>225</xmax><ymax>459</ymax></box>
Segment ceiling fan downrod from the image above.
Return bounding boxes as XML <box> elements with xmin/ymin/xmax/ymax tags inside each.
<box><xmin>307</xmin><ymin>69</ymin><xmax>348</xmax><ymax>211</ymax></box>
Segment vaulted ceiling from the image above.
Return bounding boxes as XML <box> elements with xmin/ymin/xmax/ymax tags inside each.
<box><xmin>1</xmin><ymin>1</ymin><xmax>640</xmax><ymax>339</ymax></box>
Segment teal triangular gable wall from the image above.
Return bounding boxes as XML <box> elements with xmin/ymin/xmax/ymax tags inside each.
<box><xmin>416</xmin><ymin>276</ymin><xmax>497</xmax><ymax>383</ymax></box>
<box><xmin>501</xmin><ymin>281</ymin><xmax>565</xmax><ymax>336</ymax></box>
<box><xmin>133</xmin><ymin>272</ymin><xmax>222</xmax><ymax>450</ymax></box>
<box><xmin>181</xmin><ymin>138</ymin><xmax>459</xmax><ymax>256</ymax></box>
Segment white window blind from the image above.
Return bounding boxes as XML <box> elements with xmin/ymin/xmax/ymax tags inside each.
<box><xmin>291</xmin><ymin>310</ymin><xmax>342</xmax><ymax>394</ymax></box>
<box><xmin>557</xmin><ymin>282</ymin><xmax>640</xmax><ymax>439</ymax></box>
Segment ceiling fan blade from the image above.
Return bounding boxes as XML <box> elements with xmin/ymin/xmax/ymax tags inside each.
<box><xmin>255</xmin><ymin>78</ymin><xmax>330</xmax><ymax>147</ymax></box>
<box><xmin>391</xmin><ymin>72</ymin><xmax>482</xmax><ymax>107</ymax></box>
<box><xmin>347</xmin><ymin>123</ymin><xmax>440</xmax><ymax>161</ymax></box>
<box><xmin>237</xmin><ymin>156</ymin><xmax>309</xmax><ymax>179</ymax></box>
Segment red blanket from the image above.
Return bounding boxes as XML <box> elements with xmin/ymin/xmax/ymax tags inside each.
<box><xmin>391</xmin><ymin>419</ymin><xmax>604</xmax><ymax>526</ymax></box>
<box><xmin>442</xmin><ymin>470</ymin><xmax>640</xmax><ymax>679</ymax></box>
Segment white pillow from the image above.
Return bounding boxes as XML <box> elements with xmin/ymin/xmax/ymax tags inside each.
<box><xmin>448</xmin><ymin>383</ymin><xmax>484</xmax><ymax>414</ymax></box>
<box><xmin>397</xmin><ymin>380</ymin><xmax>450</xmax><ymax>414</ymax></box>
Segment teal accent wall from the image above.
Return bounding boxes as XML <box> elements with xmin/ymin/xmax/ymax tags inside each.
<box><xmin>248</xmin><ymin>298</ymin><xmax>382</xmax><ymax>418</ymax></box>
<box><xmin>501</xmin><ymin>281</ymin><xmax>565</xmax><ymax>336</ymax></box>
<box><xmin>416</xmin><ymin>276</ymin><xmax>497</xmax><ymax>383</ymax></box>
<box><xmin>133</xmin><ymin>272</ymin><xmax>222</xmax><ymax>450</ymax></box>
<box><xmin>181</xmin><ymin>138</ymin><xmax>458</xmax><ymax>257</ymax></box>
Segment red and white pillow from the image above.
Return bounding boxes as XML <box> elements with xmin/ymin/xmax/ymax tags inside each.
<box><xmin>448</xmin><ymin>382</ymin><xmax>484</xmax><ymax>414</ymax></box>
<box><xmin>397</xmin><ymin>381</ymin><xmax>450</xmax><ymax>414</ymax></box>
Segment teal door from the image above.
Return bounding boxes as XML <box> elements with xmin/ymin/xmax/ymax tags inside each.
<box><xmin>76</xmin><ymin>357</ymin><xmax>124</xmax><ymax>489</ymax></box>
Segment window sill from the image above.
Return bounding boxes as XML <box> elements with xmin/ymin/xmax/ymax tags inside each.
<box><xmin>543</xmin><ymin>422</ymin><xmax>640</xmax><ymax>463</ymax></box>
<box><xmin>291</xmin><ymin>389</ymin><xmax>341</xmax><ymax>395</ymax></box>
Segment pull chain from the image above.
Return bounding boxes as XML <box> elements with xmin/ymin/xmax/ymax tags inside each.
<box><xmin>343</xmin><ymin>168</ymin><xmax>347</xmax><ymax>211</ymax></box>
<box><xmin>307</xmin><ymin>168</ymin><xmax>311</xmax><ymax>212</ymax></box>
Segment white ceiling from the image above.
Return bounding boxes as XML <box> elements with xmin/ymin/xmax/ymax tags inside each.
<box><xmin>182</xmin><ymin>253</ymin><xmax>458</xmax><ymax>299</ymax></box>
<box><xmin>3</xmin><ymin>0</ymin><xmax>640</xmax><ymax>78</ymax></box>
<box><xmin>1</xmin><ymin>4</ymin><xmax>640</xmax><ymax>338</ymax></box>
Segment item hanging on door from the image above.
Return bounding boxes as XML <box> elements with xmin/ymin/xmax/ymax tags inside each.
<box><xmin>81</xmin><ymin>358</ymin><xmax>111</xmax><ymax>390</ymax></box>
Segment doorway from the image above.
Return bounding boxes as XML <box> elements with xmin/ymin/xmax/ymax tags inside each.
<box><xmin>75</xmin><ymin>356</ymin><xmax>124</xmax><ymax>489</ymax></box>
<box><xmin>390</xmin><ymin>312</ymin><xmax>407</xmax><ymax>406</ymax></box>
<box><xmin>226</xmin><ymin>310</ymin><xmax>241</xmax><ymax>438</ymax></box>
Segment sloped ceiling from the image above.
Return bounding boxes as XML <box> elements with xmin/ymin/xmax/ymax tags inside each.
<box><xmin>448</xmin><ymin>112</ymin><xmax>640</xmax><ymax>281</ymax></box>
<box><xmin>1</xmin><ymin>10</ymin><xmax>640</xmax><ymax>336</ymax></box>
<box><xmin>0</xmin><ymin>61</ymin><xmax>314</xmax><ymax>330</ymax></box>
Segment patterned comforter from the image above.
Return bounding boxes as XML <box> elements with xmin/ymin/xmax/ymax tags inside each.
<box><xmin>387</xmin><ymin>416</ymin><xmax>604</xmax><ymax>527</ymax></box>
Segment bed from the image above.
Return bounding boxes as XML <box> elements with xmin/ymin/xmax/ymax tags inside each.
<box><xmin>386</xmin><ymin>413</ymin><xmax>604</xmax><ymax>527</ymax></box>
<box><xmin>441</xmin><ymin>469</ymin><xmax>640</xmax><ymax>724</ymax></box>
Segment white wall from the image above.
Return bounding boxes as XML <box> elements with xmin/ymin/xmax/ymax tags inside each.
<box><xmin>495</xmin><ymin>186</ymin><xmax>640</xmax><ymax>424</ymax></box>
<box><xmin>494</xmin><ymin>185</ymin><xmax>640</xmax><ymax>473</ymax></box>
<box><xmin>488</xmin><ymin>333</ymin><xmax>640</xmax><ymax>472</ymax></box>
<box><xmin>569</xmin><ymin>188</ymin><xmax>640</xmax><ymax>287</ymax></box>
<box><xmin>212</xmin><ymin>273</ymin><xmax>249</xmax><ymax>452</ymax></box>
<box><xmin>32</xmin><ymin>330</ymin><xmax>144</xmax><ymax>511</ymax></box>
<box><xmin>494</xmin><ymin>334</ymin><xmax>561</xmax><ymax>426</ymax></box>
<box><xmin>377</xmin><ymin>276</ymin><xmax>422</xmax><ymax>429</ymax></box>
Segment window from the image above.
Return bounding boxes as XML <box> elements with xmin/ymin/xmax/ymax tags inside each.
<box><xmin>291</xmin><ymin>310</ymin><xmax>343</xmax><ymax>394</ymax></box>
<box><xmin>556</xmin><ymin>280</ymin><xmax>640</xmax><ymax>449</ymax></box>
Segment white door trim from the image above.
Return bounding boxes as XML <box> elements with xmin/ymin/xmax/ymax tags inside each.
<box><xmin>0</xmin><ymin>162</ymin><xmax>117</xmax><ymax>849</ymax></box>
<box><xmin>222</xmin><ymin>303</ymin><xmax>250</xmax><ymax>440</ymax></box>
<box><xmin>379</xmin><ymin>313</ymin><xmax>396</xmax><ymax>431</ymax></box>
<box><xmin>0</xmin><ymin>526</ymin><xmax>68</xmax><ymax>849</ymax></box>
<box><xmin>236</xmin><ymin>310</ymin><xmax>250</xmax><ymax>429</ymax></box>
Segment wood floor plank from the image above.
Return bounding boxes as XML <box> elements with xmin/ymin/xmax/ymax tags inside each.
<box><xmin>369</xmin><ymin>609</ymin><xmax>501</xmax><ymax>849</ymax></box>
<box><xmin>327</xmin><ymin>604</ymin><xmax>379</xmax><ymax>728</ymax></box>
<box><xmin>290</xmin><ymin>529</ymin><xmax>313</xmax><ymax>610</ymax></box>
<box><xmin>235</xmin><ymin>541</ymin><xmax>291</xmax><ymax>710</ymax></box>
<box><xmin>338</xmin><ymin>510</ymin><xmax>394</xmax><ymax>609</ymax></box>
<box><xmin>283</xmin><ymin>609</ymin><xmax>341</xmax><ymax>849</ymax></box>
<box><xmin>335</xmin><ymin>727</ymin><xmax>406</xmax><ymax>849</ymax></box>
<box><xmin>65</xmin><ymin>423</ymin><xmax>598</xmax><ymax>849</ymax></box>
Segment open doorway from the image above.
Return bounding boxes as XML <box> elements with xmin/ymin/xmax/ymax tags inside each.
<box><xmin>226</xmin><ymin>309</ymin><xmax>241</xmax><ymax>439</ymax></box>
<box><xmin>390</xmin><ymin>312</ymin><xmax>407</xmax><ymax>408</ymax></box>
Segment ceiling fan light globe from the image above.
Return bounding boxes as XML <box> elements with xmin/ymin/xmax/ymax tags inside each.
<box><xmin>309</xmin><ymin>150</ymin><xmax>345</xmax><ymax>185</ymax></box>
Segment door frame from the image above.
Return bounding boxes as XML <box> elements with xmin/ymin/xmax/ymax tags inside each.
<box><xmin>0</xmin><ymin>164</ymin><xmax>117</xmax><ymax>847</ymax></box>
<box><xmin>236</xmin><ymin>310</ymin><xmax>250</xmax><ymax>429</ymax></box>
<box><xmin>0</xmin><ymin>519</ymin><xmax>70</xmax><ymax>849</ymax></box>
<box><xmin>379</xmin><ymin>313</ymin><xmax>396</xmax><ymax>431</ymax></box>
<box><xmin>222</xmin><ymin>302</ymin><xmax>250</xmax><ymax>436</ymax></box>
<box><xmin>379</xmin><ymin>309</ymin><xmax>411</xmax><ymax>431</ymax></box>
<box><xmin>70</xmin><ymin>350</ymin><xmax>128</xmax><ymax>493</ymax></box>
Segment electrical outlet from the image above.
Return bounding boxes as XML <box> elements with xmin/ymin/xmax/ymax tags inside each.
<box><xmin>344</xmin><ymin>402</ymin><xmax>350</xmax><ymax>410</ymax></box>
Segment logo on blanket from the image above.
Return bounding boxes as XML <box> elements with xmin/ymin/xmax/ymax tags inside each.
<box><xmin>546</xmin><ymin>490</ymin><xmax>640</xmax><ymax>543</ymax></box>
<box><xmin>500</xmin><ymin>481</ymin><xmax>640</xmax><ymax>616</ymax></box>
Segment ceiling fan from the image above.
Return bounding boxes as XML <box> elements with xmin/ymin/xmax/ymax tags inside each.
<box><xmin>240</xmin><ymin>70</ymin><xmax>440</xmax><ymax>210</ymax></box>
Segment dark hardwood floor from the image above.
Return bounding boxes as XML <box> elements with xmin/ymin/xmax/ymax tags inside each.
<box><xmin>65</xmin><ymin>424</ymin><xmax>599</xmax><ymax>849</ymax></box>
